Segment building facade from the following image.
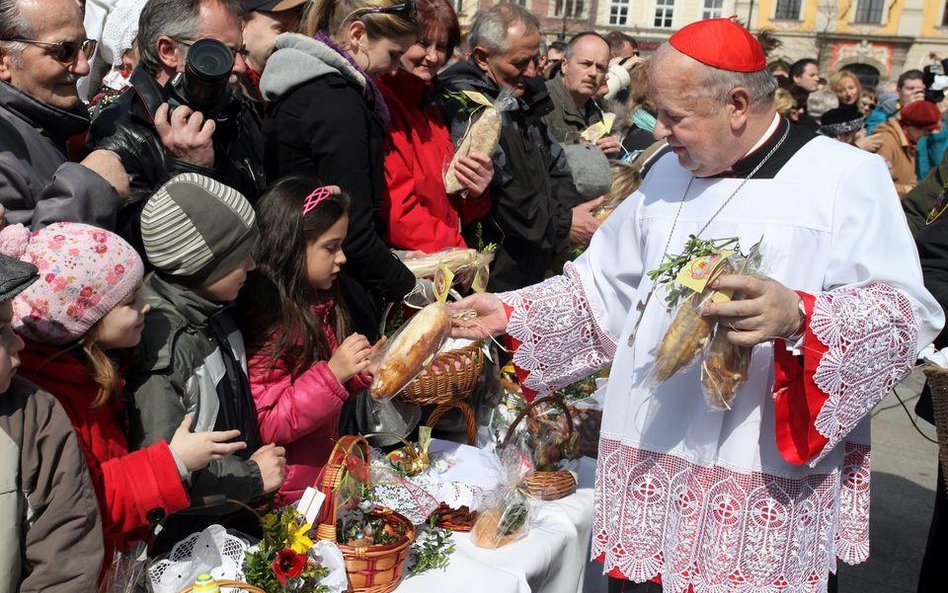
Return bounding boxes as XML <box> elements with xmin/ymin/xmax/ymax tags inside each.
<box><xmin>455</xmin><ymin>0</ymin><xmax>948</xmax><ymax>85</ymax></box>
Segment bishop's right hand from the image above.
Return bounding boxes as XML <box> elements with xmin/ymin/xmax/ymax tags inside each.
<box><xmin>449</xmin><ymin>293</ymin><xmax>509</xmax><ymax>339</ymax></box>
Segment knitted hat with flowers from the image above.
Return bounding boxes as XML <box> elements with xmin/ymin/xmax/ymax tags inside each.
<box><xmin>0</xmin><ymin>222</ymin><xmax>144</xmax><ymax>345</ymax></box>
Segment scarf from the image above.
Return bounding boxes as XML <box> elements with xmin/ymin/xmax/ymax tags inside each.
<box><xmin>313</xmin><ymin>32</ymin><xmax>391</xmax><ymax>128</ymax></box>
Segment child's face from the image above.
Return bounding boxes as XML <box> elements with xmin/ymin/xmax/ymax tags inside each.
<box><xmin>0</xmin><ymin>300</ymin><xmax>24</xmax><ymax>392</ymax></box>
<box><xmin>200</xmin><ymin>254</ymin><xmax>256</xmax><ymax>303</ymax></box>
<box><xmin>96</xmin><ymin>287</ymin><xmax>151</xmax><ymax>350</ymax></box>
<box><xmin>305</xmin><ymin>215</ymin><xmax>348</xmax><ymax>291</ymax></box>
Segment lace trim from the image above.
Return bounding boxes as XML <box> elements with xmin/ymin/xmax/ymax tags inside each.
<box><xmin>500</xmin><ymin>263</ymin><xmax>616</xmax><ymax>394</ymax></box>
<box><xmin>591</xmin><ymin>438</ymin><xmax>871</xmax><ymax>593</ymax></box>
<box><xmin>809</xmin><ymin>283</ymin><xmax>918</xmax><ymax>465</ymax></box>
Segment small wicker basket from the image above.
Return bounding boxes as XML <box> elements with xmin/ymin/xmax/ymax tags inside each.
<box><xmin>502</xmin><ymin>395</ymin><xmax>578</xmax><ymax>501</ymax></box>
<box><xmin>316</xmin><ymin>435</ymin><xmax>415</xmax><ymax>593</ymax></box>
<box><xmin>922</xmin><ymin>364</ymin><xmax>948</xmax><ymax>495</ymax></box>
<box><xmin>400</xmin><ymin>340</ymin><xmax>484</xmax><ymax>406</ymax></box>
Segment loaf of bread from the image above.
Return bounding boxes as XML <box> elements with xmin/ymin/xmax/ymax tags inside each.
<box><xmin>444</xmin><ymin>107</ymin><xmax>502</xmax><ymax>194</ymax></box>
<box><xmin>371</xmin><ymin>302</ymin><xmax>451</xmax><ymax>401</ymax></box>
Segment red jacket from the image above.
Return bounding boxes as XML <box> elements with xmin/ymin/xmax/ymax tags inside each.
<box><xmin>378</xmin><ymin>69</ymin><xmax>489</xmax><ymax>252</ymax></box>
<box><xmin>247</xmin><ymin>301</ymin><xmax>370</xmax><ymax>507</ymax></box>
<box><xmin>19</xmin><ymin>341</ymin><xmax>190</xmax><ymax>570</ymax></box>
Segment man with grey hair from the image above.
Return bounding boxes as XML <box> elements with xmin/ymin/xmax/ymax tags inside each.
<box><xmin>89</xmin><ymin>0</ymin><xmax>264</xmax><ymax>253</ymax></box>
<box><xmin>434</xmin><ymin>2</ymin><xmax>601</xmax><ymax>291</ymax></box>
<box><xmin>452</xmin><ymin>18</ymin><xmax>941</xmax><ymax>593</ymax></box>
<box><xmin>0</xmin><ymin>0</ymin><xmax>129</xmax><ymax>229</ymax></box>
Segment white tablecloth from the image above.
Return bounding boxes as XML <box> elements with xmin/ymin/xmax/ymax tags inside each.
<box><xmin>395</xmin><ymin>457</ymin><xmax>599</xmax><ymax>593</ymax></box>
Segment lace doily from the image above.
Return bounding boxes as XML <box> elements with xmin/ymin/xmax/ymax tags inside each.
<box><xmin>592</xmin><ymin>438</ymin><xmax>871</xmax><ymax>593</ymax></box>
<box><xmin>147</xmin><ymin>525</ymin><xmax>251</xmax><ymax>593</ymax></box>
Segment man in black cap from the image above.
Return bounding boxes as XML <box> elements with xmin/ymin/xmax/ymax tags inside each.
<box><xmin>0</xmin><ymin>252</ymin><xmax>105</xmax><ymax>592</ymax></box>
<box><xmin>240</xmin><ymin>0</ymin><xmax>307</xmax><ymax>122</ymax></box>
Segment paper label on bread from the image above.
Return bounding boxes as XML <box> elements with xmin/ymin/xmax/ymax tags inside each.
<box><xmin>370</xmin><ymin>302</ymin><xmax>451</xmax><ymax>401</ymax></box>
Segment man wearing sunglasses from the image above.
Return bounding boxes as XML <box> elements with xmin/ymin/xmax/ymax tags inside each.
<box><xmin>0</xmin><ymin>0</ymin><xmax>129</xmax><ymax>230</ymax></box>
<box><xmin>90</xmin><ymin>0</ymin><xmax>265</xmax><ymax>253</ymax></box>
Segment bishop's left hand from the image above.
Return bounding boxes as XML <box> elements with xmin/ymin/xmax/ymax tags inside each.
<box><xmin>701</xmin><ymin>274</ymin><xmax>803</xmax><ymax>347</ymax></box>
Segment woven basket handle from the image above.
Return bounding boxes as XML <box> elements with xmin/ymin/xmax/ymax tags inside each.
<box><xmin>426</xmin><ymin>400</ymin><xmax>477</xmax><ymax>445</ymax></box>
<box><xmin>316</xmin><ymin>434</ymin><xmax>371</xmax><ymax>542</ymax></box>
<box><xmin>175</xmin><ymin>580</ymin><xmax>266</xmax><ymax>593</ymax></box>
<box><xmin>501</xmin><ymin>394</ymin><xmax>573</xmax><ymax>449</ymax></box>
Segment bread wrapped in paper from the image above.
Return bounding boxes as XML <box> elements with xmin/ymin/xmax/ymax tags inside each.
<box><xmin>444</xmin><ymin>107</ymin><xmax>501</xmax><ymax>194</ymax></box>
<box><xmin>370</xmin><ymin>302</ymin><xmax>451</xmax><ymax>401</ymax></box>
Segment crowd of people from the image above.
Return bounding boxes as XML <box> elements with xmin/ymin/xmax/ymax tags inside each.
<box><xmin>3</xmin><ymin>1</ymin><xmax>948</xmax><ymax>593</ymax></box>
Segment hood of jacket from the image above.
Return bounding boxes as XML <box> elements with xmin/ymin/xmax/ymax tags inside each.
<box><xmin>435</xmin><ymin>58</ymin><xmax>552</xmax><ymax>118</ymax></box>
<box><xmin>260</xmin><ymin>33</ymin><xmax>366</xmax><ymax>102</ymax></box>
<box><xmin>142</xmin><ymin>271</ymin><xmax>225</xmax><ymax>329</ymax></box>
<box><xmin>0</xmin><ymin>80</ymin><xmax>91</xmax><ymax>145</ymax></box>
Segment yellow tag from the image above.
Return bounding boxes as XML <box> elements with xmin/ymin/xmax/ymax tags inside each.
<box><xmin>675</xmin><ymin>251</ymin><xmax>735</xmax><ymax>303</ymax></box>
<box><xmin>472</xmin><ymin>264</ymin><xmax>489</xmax><ymax>293</ymax></box>
<box><xmin>580</xmin><ymin>113</ymin><xmax>616</xmax><ymax>143</ymax></box>
<box><xmin>434</xmin><ymin>263</ymin><xmax>454</xmax><ymax>303</ymax></box>
<box><xmin>462</xmin><ymin>90</ymin><xmax>494</xmax><ymax>107</ymax></box>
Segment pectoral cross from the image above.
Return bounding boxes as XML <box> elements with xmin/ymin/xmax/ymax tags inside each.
<box><xmin>627</xmin><ymin>289</ymin><xmax>654</xmax><ymax>347</ymax></box>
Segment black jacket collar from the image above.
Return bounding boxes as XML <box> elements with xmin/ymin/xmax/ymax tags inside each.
<box><xmin>0</xmin><ymin>81</ymin><xmax>90</xmax><ymax>146</ymax></box>
<box><xmin>436</xmin><ymin>59</ymin><xmax>553</xmax><ymax>121</ymax></box>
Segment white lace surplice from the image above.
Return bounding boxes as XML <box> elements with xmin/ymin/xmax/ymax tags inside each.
<box><xmin>499</xmin><ymin>137</ymin><xmax>944</xmax><ymax>593</ymax></box>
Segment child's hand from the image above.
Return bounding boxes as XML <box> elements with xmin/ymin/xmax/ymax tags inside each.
<box><xmin>250</xmin><ymin>443</ymin><xmax>287</xmax><ymax>494</ymax></box>
<box><xmin>169</xmin><ymin>414</ymin><xmax>247</xmax><ymax>472</ymax></box>
<box><xmin>328</xmin><ymin>333</ymin><xmax>372</xmax><ymax>383</ymax></box>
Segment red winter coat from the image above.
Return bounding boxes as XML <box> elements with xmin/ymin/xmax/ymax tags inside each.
<box><xmin>18</xmin><ymin>341</ymin><xmax>190</xmax><ymax>572</ymax></box>
<box><xmin>247</xmin><ymin>301</ymin><xmax>370</xmax><ymax>507</ymax></box>
<box><xmin>378</xmin><ymin>68</ymin><xmax>490</xmax><ymax>252</ymax></box>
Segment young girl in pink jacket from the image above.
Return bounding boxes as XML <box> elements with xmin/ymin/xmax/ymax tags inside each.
<box><xmin>238</xmin><ymin>177</ymin><xmax>383</xmax><ymax>506</ymax></box>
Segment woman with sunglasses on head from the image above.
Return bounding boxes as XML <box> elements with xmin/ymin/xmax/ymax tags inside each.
<box><xmin>376</xmin><ymin>0</ymin><xmax>493</xmax><ymax>253</ymax></box>
<box><xmin>260</xmin><ymin>0</ymin><xmax>420</xmax><ymax>340</ymax></box>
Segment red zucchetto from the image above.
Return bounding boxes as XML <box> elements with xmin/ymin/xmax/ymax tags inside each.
<box><xmin>669</xmin><ymin>17</ymin><xmax>767</xmax><ymax>73</ymax></box>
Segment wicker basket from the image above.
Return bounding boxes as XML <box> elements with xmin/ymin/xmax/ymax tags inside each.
<box><xmin>425</xmin><ymin>400</ymin><xmax>477</xmax><ymax>446</ymax></box>
<box><xmin>922</xmin><ymin>364</ymin><xmax>948</xmax><ymax>495</ymax></box>
<box><xmin>175</xmin><ymin>579</ymin><xmax>265</xmax><ymax>593</ymax></box>
<box><xmin>400</xmin><ymin>340</ymin><xmax>484</xmax><ymax>406</ymax></box>
<box><xmin>433</xmin><ymin>503</ymin><xmax>478</xmax><ymax>532</ymax></box>
<box><xmin>502</xmin><ymin>395</ymin><xmax>578</xmax><ymax>501</ymax></box>
<box><xmin>316</xmin><ymin>435</ymin><xmax>415</xmax><ymax>593</ymax></box>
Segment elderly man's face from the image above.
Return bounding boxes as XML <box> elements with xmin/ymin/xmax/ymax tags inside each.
<box><xmin>649</xmin><ymin>50</ymin><xmax>740</xmax><ymax>177</ymax></box>
<box><xmin>478</xmin><ymin>20</ymin><xmax>539</xmax><ymax>97</ymax></box>
<box><xmin>195</xmin><ymin>1</ymin><xmax>247</xmax><ymax>81</ymax></box>
<box><xmin>561</xmin><ymin>36</ymin><xmax>610</xmax><ymax>104</ymax></box>
<box><xmin>0</xmin><ymin>0</ymin><xmax>89</xmax><ymax>111</ymax></box>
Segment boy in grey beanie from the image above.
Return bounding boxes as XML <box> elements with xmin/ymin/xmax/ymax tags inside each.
<box><xmin>126</xmin><ymin>173</ymin><xmax>286</xmax><ymax>550</ymax></box>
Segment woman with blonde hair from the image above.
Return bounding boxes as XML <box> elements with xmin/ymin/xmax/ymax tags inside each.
<box><xmin>830</xmin><ymin>70</ymin><xmax>863</xmax><ymax>111</ymax></box>
<box><xmin>260</xmin><ymin>0</ymin><xmax>420</xmax><ymax>338</ymax></box>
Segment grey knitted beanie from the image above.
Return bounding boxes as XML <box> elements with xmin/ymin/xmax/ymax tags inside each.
<box><xmin>140</xmin><ymin>173</ymin><xmax>258</xmax><ymax>285</ymax></box>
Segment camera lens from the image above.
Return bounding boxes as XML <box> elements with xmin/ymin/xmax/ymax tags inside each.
<box><xmin>183</xmin><ymin>38</ymin><xmax>234</xmax><ymax>111</ymax></box>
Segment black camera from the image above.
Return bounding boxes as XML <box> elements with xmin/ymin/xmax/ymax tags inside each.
<box><xmin>165</xmin><ymin>38</ymin><xmax>237</xmax><ymax>122</ymax></box>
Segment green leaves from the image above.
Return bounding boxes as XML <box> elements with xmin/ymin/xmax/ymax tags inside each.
<box><xmin>646</xmin><ymin>235</ymin><xmax>740</xmax><ymax>309</ymax></box>
<box><xmin>407</xmin><ymin>517</ymin><xmax>456</xmax><ymax>577</ymax></box>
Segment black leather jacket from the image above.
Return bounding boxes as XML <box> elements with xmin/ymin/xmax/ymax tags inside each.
<box><xmin>89</xmin><ymin>67</ymin><xmax>266</xmax><ymax>252</ymax></box>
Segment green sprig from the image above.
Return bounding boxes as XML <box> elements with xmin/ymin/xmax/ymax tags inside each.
<box><xmin>408</xmin><ymin>517</ymin><xmax>456</xmax><ymax>577</ymax></box>
<box><xmin>646</xmin><ymin>235</ymin><xmax>740</xmax><ymax>309</ymax></box>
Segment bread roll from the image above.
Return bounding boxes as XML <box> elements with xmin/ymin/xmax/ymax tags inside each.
<box><xmin>371</xmin><ymin>302</ymin><xmax>451</xmax><ymax>401</ymax></box>
<box><xmin>444</xmin><ymin>107</ymin><xmax>501</xmax><ymax>194</ymax></box>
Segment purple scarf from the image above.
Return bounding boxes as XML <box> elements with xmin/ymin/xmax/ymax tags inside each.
<box><xmin>313</xmin><ymin>32</ymin><xmax>391</xmax><ymax>128</ymax></box>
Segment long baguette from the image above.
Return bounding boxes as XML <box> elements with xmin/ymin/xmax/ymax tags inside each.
<box><xmin>371</xmin><ymin>302</ymin><xmax>451</xmax><ymax>401</ymax></box>
<box><xmin>444</xmin><ymin>107</ymin><xmax>501</xmax><ymax>194</ymax></box>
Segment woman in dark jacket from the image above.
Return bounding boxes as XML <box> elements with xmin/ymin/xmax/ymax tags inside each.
<box><xmin>260</xmin><ymin>0</ymin><xmax>419</xmax><ymax>338</ymax></box>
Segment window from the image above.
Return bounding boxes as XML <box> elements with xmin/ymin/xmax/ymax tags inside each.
<box><xmin>774</xmin><ymin>0</ymin><xmax>801</xmax><ymax>20</ymax></box>
<box><xmin>610</xmin><ymin>0</ymin><xmax>629</xmax><ymax>25</ymax></box>
<box><xmin>654</xmin><ymin>0</ymin><xmax>674</xmax><ymax>28</ymax></box>
<box><xmin>853</xmin><ymin>0</ymin><xmax>885</xmax><ymax>24</ymax></box>
<box><xmin>702</xmin><ymin>0</ymin><xmax>723</xmax><ymax>19</ymax></box>
<box><xmin>554</xmin><ymin>0</ymin><xmax>585</xmax><ymax>18</ymax></box>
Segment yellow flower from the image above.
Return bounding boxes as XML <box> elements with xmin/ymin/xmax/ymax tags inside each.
<box><xmin>288</xmin><ymin>521</ymin><xmax>314</xmax><ymax>554</ymax></box>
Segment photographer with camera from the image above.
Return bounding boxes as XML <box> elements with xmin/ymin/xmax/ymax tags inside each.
<box><xmin>89</xmin><ymin>0</ymin><xmax>265</xmax><ymax>253</ymax></box>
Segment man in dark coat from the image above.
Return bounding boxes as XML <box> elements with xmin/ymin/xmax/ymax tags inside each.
<box><xmin>434</xmin><ymin>2</ymin><xmax>600</xmax><ymax>291</ymax></box>
<box><xmin>0</xmin><ymin>0</ymin><xmax>127</xmax><ymax>229</ymax></box>
<box><xmin>89</xmin><ymin>0</ymin><xmax>265</xmax><ymax>253</ymax></box>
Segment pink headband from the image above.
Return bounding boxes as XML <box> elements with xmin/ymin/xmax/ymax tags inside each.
<box><xmin>303</xmin><ymin>186</ymin><xmax>333</xmax><ymax>216</ymax></box>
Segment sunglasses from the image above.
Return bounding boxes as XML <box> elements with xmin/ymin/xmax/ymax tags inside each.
<box><xmin>349</xmin><ymin>0</ymin><xmax>417</xmax><ymax>24</ymax></box>
<box><xmin>173</xmin><ymin>37</ymin><xmax>250</xmax><ymax>62</ymax></box>
<box><xmin>2</xmin><ymin>38</ymin><xmax>97</xmax><ymax>64</ymax></box>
